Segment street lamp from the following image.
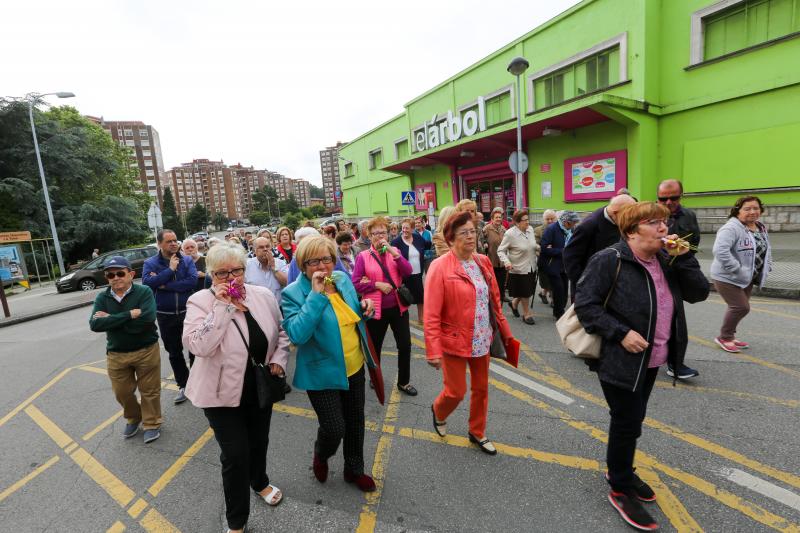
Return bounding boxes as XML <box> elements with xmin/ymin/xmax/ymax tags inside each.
<box><xmin>507</xmin><ymin>57</ymin><xmax>529</xmax><ymax>211</ymax></box>
<box><xmin>28</xmin><ymin>91</ymin><xmax>75</xmax><ymax>276</ymax></box>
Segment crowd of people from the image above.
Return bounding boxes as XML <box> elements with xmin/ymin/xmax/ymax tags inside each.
<box><xmin>88</xmin><ymin>181</ymin><xmax>773</xmax><ymax>532</ymax></box>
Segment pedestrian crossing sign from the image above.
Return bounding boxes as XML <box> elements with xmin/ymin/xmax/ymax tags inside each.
<box><xmin>401</xmin><ymin>191</ymin><xmax>416</xmax><ymax>205</ymax></box>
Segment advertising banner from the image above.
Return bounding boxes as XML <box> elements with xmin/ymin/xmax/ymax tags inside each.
<box><xmin>563</xmin><ymin>150</ymin><xmax>627</xmax><ymax>202</ymax></box>
<box><xmin>0</xmin><ymin>244</ymin><xmax>28</xmax><ymax>284</ymax></box>
<box><xmin>414</xmin><ymin>182</ymin><xmax>437</xmax><ymax>211</ymax></box>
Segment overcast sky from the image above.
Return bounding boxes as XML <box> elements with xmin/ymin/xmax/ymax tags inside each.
<box><xmin>3</xmin><ymin>0</ymin><xmax>581</xmax><ymax>186</ymax></box>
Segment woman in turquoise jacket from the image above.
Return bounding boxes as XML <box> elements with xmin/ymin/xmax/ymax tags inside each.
<box><xmin>281</xmin><ymin>236</ymin><xmax>379</xmax><ymax>492</ymax></box>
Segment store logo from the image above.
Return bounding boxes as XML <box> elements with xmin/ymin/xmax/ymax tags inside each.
<box><xmin>412</xmin><ymin>97</ymin><xmax>486</xmax><ymax>153</ymax></box>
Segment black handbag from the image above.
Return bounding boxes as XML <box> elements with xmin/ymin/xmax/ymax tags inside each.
<box><xmin>232</xmin><ymin>319</ymin><xmax>286</xmax><ymax>408</ymax></box>
<box><xmin>370</xmin><ymin>250</ymin><xmax>415</xmax><ymax>306</ymax></box>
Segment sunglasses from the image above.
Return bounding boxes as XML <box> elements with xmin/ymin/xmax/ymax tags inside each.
<box><xmin>657</xmin><ymin>195</ymin><xmax>681</xmax><ymax>202</ymax></box>
<box><xmin>104</xmin><ymin>270</ymin><xmax>129</xmax><ymax>279</ymax></box>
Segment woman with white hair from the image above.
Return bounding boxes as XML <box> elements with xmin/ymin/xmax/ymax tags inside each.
<box><xmin>182</xmin><ymin>242</ymin><xmax>290</xmax><ymax>533</ymax></box>
<box><xmin>182</xmin><ymin>238</ymin><xmax>209</xmax><ymax>293</ymax></box>
<box><xmin>287</xmin><ymin>227</ymin><xmax>348</xmax><ymax>284</ymax></box>
<box><xmin>534</xmin><ymin>209</ymin><xmax>557</xmax><ymax>305</ymax></box>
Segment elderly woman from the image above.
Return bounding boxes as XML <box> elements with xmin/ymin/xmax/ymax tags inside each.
<box><xmin>540</xmin><ymin>210</ymin><xmax>580</xmax><ymax>319</ymax></box>
<box><xmin>352</xmin><ymin>217</ymin><xmax>416</xmax><ymax>396</ymax></box>
<box><xmin>388</xmin><ymin>221</ymin><xmax>400</xmax><ymax>241</ymax></box>
<box><xmin>391</xmin><ymin>218</ymin><xmax>432</xmax><ymax>319</ymax></box>
<box><xmin>456</xmin><ymin>199</ymin><xmax>486</xmax><ymax>253</ymax></box>
<box><xmin>497</xmin><ymin>209</ymin><xmax>537</xmax><ymax>325</ymax></box>
<box><xmin>336</xmin><ymin>231</ymin><xmax>357</xmax><ymax>275</ymax></box>
<box><xmin>432</xmin><ymin>206</ymin><xmax>456</xmax><ymax>257</ymax></box>
<box><xmin>425</xmin><ymin>211</ymin><xmax>513</xmax><ymax>455</ymax></box>
<box><xmin>281</xmin><ymin>236</ymin><xmax>378</xmax><ymax>492</ymax></box>
<box><xmin>575</xmin><ymin>202</ymin><xmax>708</xmax><ymax>531</ymax></box>
<box><xmin>274</xmin><ymin>227</ymin><xmax>296</xmax><ymax>264</ymax></box>
<box><xmin>711</xmin><ymin>196</ymin><xmax>772</xmax><ymax>354</ymax></box>
<box><xmin>534</xmin><ymin>209</ymin><xmax>557</xmax><ymax>305</ymax></box>
<box><xmin>484</xmin><ymin>207</ymin><xmax>508</xmax><ymax>303</ymax></box>
<box><xmin>182</xmin><ymin>242</ymin><xmax>290</xmax><ymax>533</ymax></box>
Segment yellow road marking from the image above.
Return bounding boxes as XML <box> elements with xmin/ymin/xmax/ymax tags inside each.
<box><xmin>653</xmin><ymin>381</ymin><xmax>799</xmax><ymax>408</ymax></box>
<box><xmin>491</xmin><ymin>378</ymin><xmax>799</xmax><ymax>532</ymax></box>
<box><xmin>148</xmin><ymin>428</ymin><xmax>214</xmax><ymax>497</ymax></box>
<box><xmin>689</xmin><ymin>335</ymin><xmax>800</xmax><ymax>379</ymax></box>
<box><xmin>127</xmin><ymin>498</ymin><xmax>148</xmax><ymax>518</ymax></box>
<box><xmin>106</xmin><ymin>521</ymin><xmax>126</xmax><ymax>533</ymax></box>
<box><xmin>63</xmin><ymin>442</ymin><xmax>78</xmax><ymax>455</ymax></box>
<box><xmin>83</xmin><ymin>409</ymin><xmax>124</xmax><ymax>441</ymax></box>
<box><xmin>68</xmin><ymin>447</ymin><xmax>136</xmax><ymax>507</ymax></box>
<box><xmin>636</xmin><ymin>467</ymin><xmax>703</xmax><ymax>532</ymax></box>
<box><xmin>273</xmin><ymin>403</ymin><xmax>317</xmax><ymax>419</ymax></box>
<box><xmin>0</xmin><ymin>368</ymin><xmax>72</xmax><ymax>428</ymax></box>
<box><xmin>355</xmin><ymin>383</ymin><xmax>402</xmax><ymax>533</ymax></box>
<box><xmin>517</xmin><ymin>346</ymin><xmax>800</xmax><ymax>490</ymax></box>
<box><xmin>79</xmin><ymin>365</ymin><xmax>109</xmax><ymax>376</ymax></box>
<box><xmin>139</xmin><ymin>508</ymin><xmax>180</xmax><ymax>533</ymax></box>
<box><xmin>0</xmin><ymin>455</ymin><xmax>59</xmax><ymax>504</ymax></box>
<box><xmin>25</xmin><ymin>404</ymin><xmax>73</xmax><ymax>448</ymax></box>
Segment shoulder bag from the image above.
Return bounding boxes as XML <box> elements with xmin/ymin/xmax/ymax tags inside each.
<box><xmin>370</xmin><ymin>250</ymin><xmax>415</xmax><ymax>306</ymax></box>
<box><xmin>231</xmin><ymin>316</ymin><xmax>286</xmax><ymax>408</ymax></box>
<box><xmin>555</xmin><ymin>251</ymin><xmax>621</xmax><ymax>359</ymax></box>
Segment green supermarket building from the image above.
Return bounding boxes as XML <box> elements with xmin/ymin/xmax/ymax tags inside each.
<box><xmin>338</xmin><ymin>0</ymin><xmax>800</xmax><ymax>231</ymax></box>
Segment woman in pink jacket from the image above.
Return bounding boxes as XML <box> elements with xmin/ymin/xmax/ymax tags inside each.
<box><xmin>424</xmin><ymin>211</ymin><xmax>513</xmax><ymax>455</ymax></box>
<box><xmin>182</xmin><ymin>242</ymin><xmax>290</xmax><ymax>533</ymax></box>
<box><xmin>352</xmin><ymin>217</ymin><xmax>416</xmax><ymax>396</ymax></box>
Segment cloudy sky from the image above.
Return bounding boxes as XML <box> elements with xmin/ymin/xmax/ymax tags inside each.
<box><xmin>3</xmin><ymin>0</ymin><xmax>580</xmax><ymax>186</ymax></box>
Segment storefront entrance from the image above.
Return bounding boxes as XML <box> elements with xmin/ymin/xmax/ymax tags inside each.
<box><xmin>459</xmin><ymin>162</ymin><xmax>526</xmax><ymax>222</ymax></box>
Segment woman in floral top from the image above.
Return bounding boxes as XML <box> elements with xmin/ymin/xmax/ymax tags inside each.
<box><xmin>423</xmin><ymin>211</ymin><xmax>513</xmax><ymax>455</ymax></box>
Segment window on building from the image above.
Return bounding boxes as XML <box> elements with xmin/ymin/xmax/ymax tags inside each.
<box><xmin>124</xmin><ymin>129</ymin><xmax>133</xmax><ymax>137</ymax></box>
<box><xmin>146</xmin><ymin>170</ymin><xmax>155</xmax><ymax>176</ymax></box>
<box><xmin>532</xmin><ymin>46</ymin><xmax>619</xmax><ymax>110</ymax></box>
<box><xmin>141</xmin><ymin>140</ymin><xmax>150</xmax><ymax>147</ymax></box>
<box><xmin>368</xmin><ymin>149</ymin><xmax>383</xmax><ymax>170</ymax></box>
<box><xmin>142</xmin><ymin>150</ymin><xmax>152</xmax><ymax>156</ymax></box>
<box><xmin>139</xmin><ymin>128</ymin><xmax>149</xmax><ymax>137</ymax></box>
<box><xmin>703</xmin><ymin>0</ymin><xmax>800</xmax><ymax>60</ymax></box>
<box><xmin>395</xmin><ymin>139</ymin><xmax>409</xmax><ymax>160</ymax></box>
<box><xmin>485</xmin><ymin>90</ymin><xmax>513</xmax><ymax>126</ymax></box>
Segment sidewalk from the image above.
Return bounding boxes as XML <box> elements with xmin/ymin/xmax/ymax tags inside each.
<box><xmin>0</xmin><ymin>282</ymin><xmax>101</xmax><ymax>328</ymax></box>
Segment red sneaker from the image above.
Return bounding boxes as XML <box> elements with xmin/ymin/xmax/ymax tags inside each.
<box><xmin>733</xmin><ymin>339</ymin><xmax>749</xmax><ymax>349</ymax></box>
<box><xmin>714</xmin><ymin>337</ymin><xmax>741</xmax><ymax>353</ymax></box>
<box><xmin>343</xmin><ymin>470</ymin><xmax>376</xmax><ymax>492</ymax></box>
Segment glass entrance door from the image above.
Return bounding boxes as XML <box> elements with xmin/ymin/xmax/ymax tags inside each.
<box><xmin>466</xmin><ymin>177</ymin><xmax>516</xmax><ymax>222</ymax></box>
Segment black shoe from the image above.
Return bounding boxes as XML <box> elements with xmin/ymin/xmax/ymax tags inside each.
<box><xmin>284</xmin><ymin>382</ymin><xmax>292</xmax><ymax>394</ymax></box>
<box><xmin>539</xmin><ymin>291</ymin><xmax>549</xmax><ymax>305</ymax></box>
<box><xmin>468</xmin><ymin>433</ymin><xmax>497</xmax><ymax>455</ymax></box>
<box><xmin>397</xmin><ymin>383</ymin><xmax>418</xmax><ymax>396</ymax></box>
<box><xmin>523</xmin><ymin>316</ymin><xmax>535</xmax><ymax>325</ymax></box>
<box><xmin>509</xmin><ymin>301</ymin><xmax>520</xmax><ymax>317</ymax></box>
<box><xmin>608</xmin><ymin>490</ymin><xmax>658</xmax><ymax>531</ymax></box>
<box><xmin>606</xmin><ymin>471</ymin><xmax>656</xmax><ymax>502</ymax></box>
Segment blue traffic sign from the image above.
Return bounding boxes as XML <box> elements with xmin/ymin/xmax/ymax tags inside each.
<box><xmin>401</xmin><ymin>191</ymin><xmax>416</xmax><ymax>205</ymax></box>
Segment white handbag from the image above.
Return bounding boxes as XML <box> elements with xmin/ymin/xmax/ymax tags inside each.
<box><xmin>556</xmin><ymin>252</ymin><xmax>621</xmax><ymax>359</ymax></box>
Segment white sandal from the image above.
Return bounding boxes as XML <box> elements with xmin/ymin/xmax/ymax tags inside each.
<box><xmin>258</xmin><ymin>484</ymin><xmax>283</xmax><ymax>506</ymax></box>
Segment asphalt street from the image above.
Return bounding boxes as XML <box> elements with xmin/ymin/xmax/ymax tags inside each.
<box><xmin>0</xmin><ymin>292</ymin><xmax>798</xmax><ymax>532</ymax></box>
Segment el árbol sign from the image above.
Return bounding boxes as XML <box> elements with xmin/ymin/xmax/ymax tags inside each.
<box><xmin>411</xmin><ymin>97</ymin><xmax>487</xmax><ymax>153</ymax></box>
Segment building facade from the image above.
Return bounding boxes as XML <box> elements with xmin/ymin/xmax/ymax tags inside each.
<box><xmin>99</xmin><ymin>120</ymin><xmax>166</xmax><ymax>205</ymax></box>
<box><xmin>290</xmin><ymin>178</ymin><xmax>311</xmax><ymax>208</ymax></box>
<box><xmin>320</xmin><ymin>141</ymin><xmax>346</xmax><ymax>210</ymax></box>
<box><xmin>339</xmin><ymin>0</ymin><xmax>800</xmax><ymax>230</ymax></box>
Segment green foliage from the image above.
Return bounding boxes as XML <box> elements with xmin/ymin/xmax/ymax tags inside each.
<box><xmin>0</xmin><ymin>99</ymin><xmax>148</xmax><ymax>262</ymax></box>
<box><xmin>212</xmin><ymin>212</ymin><xmax>228</xmax><ymax>230</ymax></box>
<box><xmin>278</xmin><ymin>193</ymin><xmax>300</xmax><ymax>214</ymax></box>
<box><xmin>185</xmin><ymin>203</ymin><xmax>209</xmax><ymax>234</ymax></box>
<box><xmin>160</xmin><ymin>187</ymin><xmax>184</xmax><ymax>239</ymax></box>
<box><xmin>309</xmin><ymin>184</ymin><xmax>324</xmax><ymax>198</ymax></box>
<box><xmin>248</xmin><ymin>211</ymin><xmax>270</xmax><ymax>226</ymax></box>
<box><xmin>252</xmin><ymin>185</ymin><xmax>279</xmax><ymax>219</ymax></box>
<box><xmin>310</xmin><ymin>204</ymin><xmax>327</xmax><ymax>217</ymax></box>
<box><xmin>299</xmin><ymin>208</ymin><xmax>313</xmax><ymax>219</ymax></box>
<box><xmin>282</xmin><ymin>212</ymin><xmax>303</xmax><ymax>231</ymax></box>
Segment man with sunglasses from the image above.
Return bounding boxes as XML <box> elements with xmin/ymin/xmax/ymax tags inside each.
<box><xmin>657</xmin><ymin>180</ymin><xmax>700</xmax><ymax>252</ymax></box>
<box><xmin>90</xmin><ymin>256</ymin><xmax>162</xmax><ymax>443</ymax></box>
<box><xmin>143</xmin><ymin>229</ymin><xmax>198</xmax><ymax>404</ymax></box>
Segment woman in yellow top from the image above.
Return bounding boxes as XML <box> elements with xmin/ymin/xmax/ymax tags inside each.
<box><xmin>281</xmin><ymin>236</ymin><xmax>379</xmax><ymax>493</ymax></box>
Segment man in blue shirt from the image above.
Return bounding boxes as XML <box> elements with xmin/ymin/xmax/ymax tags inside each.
<box><xmin>143</xmin><ymin>229</ymin><xmax>198</xmax><ymax>404</ymax></box>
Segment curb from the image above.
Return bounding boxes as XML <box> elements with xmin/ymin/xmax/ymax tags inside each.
<box><xmin>0</xmin><ymin>300</ymin><xmax>95</xmax><ymax>329</ymax></box>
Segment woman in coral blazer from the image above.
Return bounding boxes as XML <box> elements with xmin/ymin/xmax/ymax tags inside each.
<box><xmin>424</xmin><ymin>211</ymin><xmax>513</xmax><ymax>455</ymax></box>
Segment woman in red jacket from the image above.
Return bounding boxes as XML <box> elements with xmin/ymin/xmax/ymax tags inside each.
<box><xmin>424</xmin><ymin>211</ymin><xmax>513</xmax><ymax>454</ymax></box>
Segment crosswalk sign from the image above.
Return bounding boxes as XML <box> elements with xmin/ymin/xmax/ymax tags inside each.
<box><xmin>401</xmin><ymin>191</ymin><xmax>416</xmax><ymax>205</ymax></box>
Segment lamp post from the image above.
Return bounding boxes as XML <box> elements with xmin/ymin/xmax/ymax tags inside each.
<box><xmin>28</xmin><ymin>91</ymin><xmax>75</xmax><ymax>276</ymax></box>
<box><xmin>507</xmin><ymin>57</ymin><xmax>529</xmax><ymax>211</ymax></box>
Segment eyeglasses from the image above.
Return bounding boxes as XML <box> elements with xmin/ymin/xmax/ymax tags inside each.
<box><xmin>371</xmin><ymin>231</ymin><xmax>388</xmax><ymax>237</ymax></box>
<box><xmin>456</xmin><ymin>229</ymin><xmax>477</xmax><ymax>237</ymax></box>
<box><xmin>639</xmin><ymin>219</ymin><xmax>668</xmax><ymax>227</ymax></box>
<box><xmin>657</xmin><ymin>195</ymin><xmax>681</xmax><ymax>202</ymax></box>
<box><xmin>104</xmin><ymin>270</ymin><xmax>128</xmax><ymax>279</ymax></box>
<box><xmin>520</xmin><ymin>218</ymin><xmax>530</xmax><ymax>222</ymax></box>
<box><xmin>304</xmin><ymin>256</ymin><xmax>334</xmax><ymax>267</ymax></box>
<box><xmin>212</xmin><ymin>268</ymin><xmax>245</xmax><ymax>280</ymax></box>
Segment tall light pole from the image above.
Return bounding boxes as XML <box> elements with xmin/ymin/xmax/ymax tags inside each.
<box><xmin>507</xmin><ymin>57</ymin><xmax>529</xmax><ymax>211</ymax></box>
<box><xmin>28</xmin><ymin>91</ymin><xmax>75</xmax><ymax>275</ymax></box>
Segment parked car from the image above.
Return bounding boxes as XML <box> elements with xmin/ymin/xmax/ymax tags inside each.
<box><xmin>56</xmin><ymin>245</ymin><xmax>158</xmax><ymax>293</ymax></box>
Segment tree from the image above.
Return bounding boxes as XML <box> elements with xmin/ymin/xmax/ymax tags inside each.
<box><xmin>282</xmin><ymin>212</ymin><xmax>303</xmax><ymax>231</ymax></box>
<box><xmin>185</xmin><ymin>203</ymin><xmax>209</xmax><ymax>234</ymax></box>
<box><xmin>278</xmin><ymin>193</ymin><xmax>300</xmax><ymax>215</ymax></box>
<box><xmin>161</xmin><ymin>187</ymin><xmax>184</xmax><ymax>239</ymax></box>
<box><xmin>252</xmin><ymin>185</ymin><xmax>279</xmax><ymax>219</ymax></box>
<box><xmin>248</xmin><ymin>211</ymin><xmax>270</xmax><ymax>226</ymax></box>
<box><xmin>310</xmin><ymin>204</ymin><xmax>327</xmax><ymax>218</ymax></box>
<box><xmin>212</xmin><ymin>212</ymin><xmax>228</xmax><ymax>230</ymax></box>
<box><xmin>309</xmin><ymin>184</ymin><xmax>325</xmax><ymax>199</ymax></box>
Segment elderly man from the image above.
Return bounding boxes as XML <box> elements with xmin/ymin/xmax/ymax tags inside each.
<box><xmin>540</xmin><ymin>211</ymin><xmax>580</xmax><ymax>319</ymax></box>
<box><xmin>143</xmin><ymin>229</ymin><xmax>198</xmax><ymax>405</ymax></box>
<box><xmin>352</xmin><ymin>221</ymin><xmax>372</xmax><ymax>254</ymax></box>
<box><xmin>245</xmin><ymin>236</ymin><xmax>288</xmax><ymax>300</ymax></box>
<box><xmin>89</xmin><ymin>256</ymin><xmax>162</xmax><ymax>443</ymax></box>
<box><xmin>657</xmin><ymin>179</ymin><xmax>700</xmax><ymax>251</ymax></box>
<box><xmin>564</xmin><ymin>193</ymin><xmax>636</xmax><ymax>287</ymax></box>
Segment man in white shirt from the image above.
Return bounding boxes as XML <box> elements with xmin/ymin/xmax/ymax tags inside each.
<box><xmin>245</xmin><ymin>237</ymin><xmax>288</xmax><ymax>300</ymax></box>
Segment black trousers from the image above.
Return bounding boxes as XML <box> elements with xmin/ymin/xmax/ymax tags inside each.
<box><xmin>493</xmin><ymin>267</ymin><xmax>507</xmax><ymax>301</ymax></box>
<box><xmin>366</xmin><ymin>305</ymin><xmax>412</xmax><ymax>386</ymax></box>
<box><xmin>306</xmin><ymin>367</ymin><xmax>366</xmax><ymax>475</ymax></box>
<box><xmin>599</xmin><ymin>368</ymin><xmax>659</xmax><ymax>492</ymax></box>
<box><xmin>548</xmin><ymin>272</ymin><xmax>569</xmax><ymax>319</ymax></box>
<box><xmin>204</xmin><ymin>403</ymin><xmax>273</xmax><ymax>530</ymax></box>
<box><xmin>156</xmin><ymin>312</ymin><xmax>194</xmax><ymax>388</ymax></box>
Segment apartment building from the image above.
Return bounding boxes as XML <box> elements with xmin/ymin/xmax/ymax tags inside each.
<box><xmin>290</xmin><ymin>178</ymin><xmax>311</xmax><ymax>208</ymax></box>
<box><xmin>319</xmin><ymin>141</ymin><xmax>346</xmax><ymax>210</ymax></box>
<box><xmin>98</xmin><ymin>120</ymin><xmax>166</xmax><ymax>204</ymax></box>
<box><xmin>162</xmin><ymin>159</ymin><xmax>234</xmax><ymax>218</ymax></box>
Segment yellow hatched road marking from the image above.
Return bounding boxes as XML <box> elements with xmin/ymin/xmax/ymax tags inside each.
<box><xmin>83</xmin><ymin>410</ymin><xmax>124</xmax><ymax>441</ymax></box>
<box><xmin>491</xmin><ymin>378</ymin><xmax>799</xmax><ymax>532</ymax></box>
<box><xmin>139</xmin><ymin>508</ymin><xmax>180</xmax><ymax>533</ymax></box>
<box><xmin>0</xmin><ymin>455</ymin><xmax>59</xmax><ymax>504</ymax></box>
<box><xmin>106</xmin><ymin>521</ymin><xmax>126</xmax><ymax>533</ymax></box>
<box><xmin>636</xmin><ymin>467</ymin><xmax>703</xmax><ymax>532</ymax></box>
<box><xmin>690</xmin><ymin>335</ymin><xmax>800</xmax><ymax>380</ymax></box>
<box><xmin>24</xmin><ymin>405</ymin><xmax>73</xmax><ymax>448</ymax></box>
<box><xmin>127</xmin><ymin>498</ymin><xmax>148</xmax><ymax>518</ymax></box>
<box><xmin>148</xmin><ymin>428</ymin><xmax>214</xmax><ymax>497</ymax></box>
<box><xmin>653</xmin><ymin>381</ymin><xmax>799</xmax><ymax>408</ymax></box>
<box><xmin>68</xmin><ymin>447</ymin><xmax>136</xmax><ymax>507</ymax></box>
<box><xmin>517</xmin><ymin>346</ymin><xmax>800</xmax><ymax>490</ymax></box>
<box><xmin>0</xmin><ymin>368</ymin><xmax>72</xmax><ymax>428</ymax></box>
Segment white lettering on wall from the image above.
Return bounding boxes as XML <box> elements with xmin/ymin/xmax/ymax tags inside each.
<box><xmin>410</xmin><ymin>96</ymin><xmax>486</xmax><ymax>153</ymax></box>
